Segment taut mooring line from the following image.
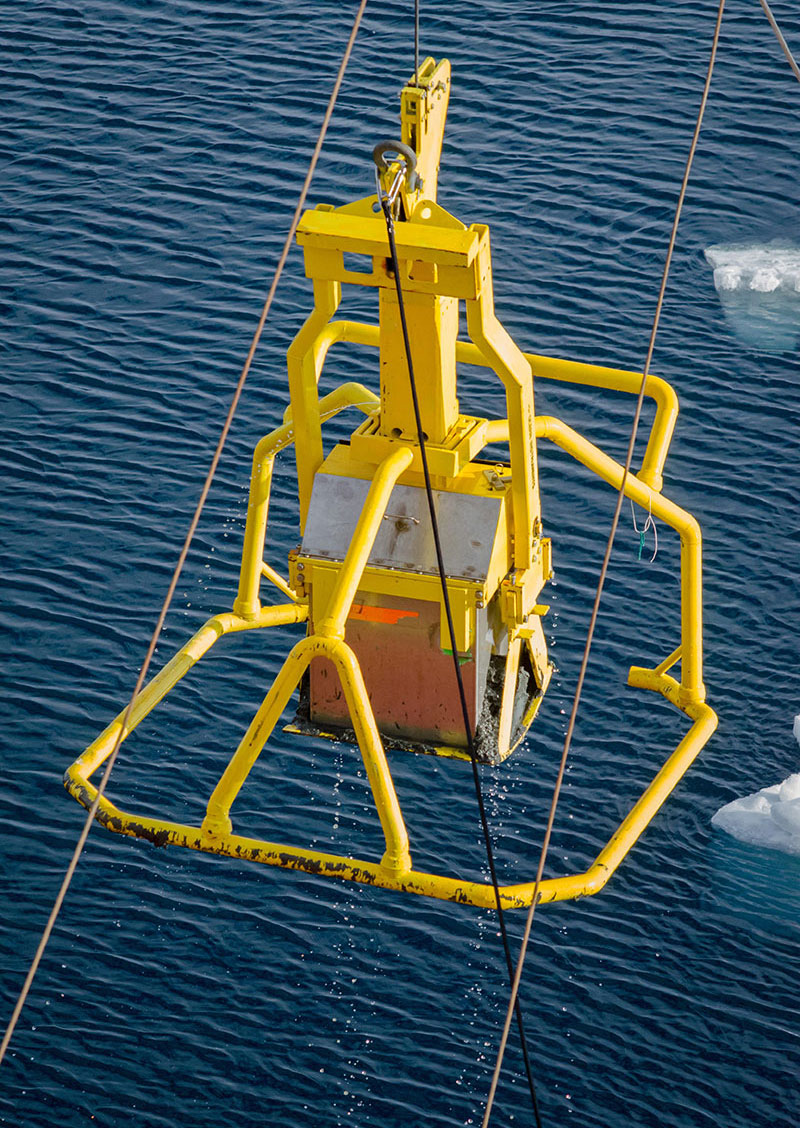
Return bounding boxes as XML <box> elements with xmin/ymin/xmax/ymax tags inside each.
<box><xmin>758</xmin><ymin>0</ymin><xmax>800</xmax><ymax>84</ymax></box>
<box><xmin>0</xmin><ymin>0</ymin><xmax>369</xmax><ymax>1071</ymax></box>
<box><xmin>481</xmin><ymin>0</ymin><xmax>728</xmax><ymax>1123</ymax></box>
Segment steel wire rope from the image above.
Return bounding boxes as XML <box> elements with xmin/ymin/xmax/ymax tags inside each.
<box><xmin>758</xmin><ymin>0</ymin><xmax>800</xmax><ymax>83</ymax></box>
<box><xmin>378</xmin><ymin>196</ymin><xmax>543</xmax><ymax>1128</ymax></box>
<box><xmin>0</xmin><ymin>0</ymin><xmax>369</xmax><ymax>1070</ymax></box>
<box><xmin>480</xmin><ymin>0</ymin><xmax>728</xmax><ymax>1123</ymax></box>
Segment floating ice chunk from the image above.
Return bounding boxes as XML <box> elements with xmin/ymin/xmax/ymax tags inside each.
<box><xmin>772</xmin><ymin>797</ymin><xmax>800</xmax><ymax>834</ymax></box>
<box><xmin>712</xmin><ymin>774</ymin><xmax>800</xmax><ymax>854</ymax></box>
<box><xmin>713</xmin><ymin>265</ymin><xmax>741</xmax><ymax>291</ymax></box>
<box><xmin>705</xmin><ymin>241</ymin><xmax>800</xmax><ymax>292</ymax></box>
<box><xmin>750</xmin><ymin>267</ymin><xmax>781</xmax><ymax>293</ymax></box>
<box><xmin>778</xmin><ymin>771</ymin><xmax>800</xmax><ymax>801</ymax></box>
<box><xmin>711</xmin><ymin>716</ymin><xmax>800</xmax><ymax>855</ymax></box>
<box><xmin>705</xmin><ymin>242</ymin><xmax>800</xmax><ymax>351</ymax></box>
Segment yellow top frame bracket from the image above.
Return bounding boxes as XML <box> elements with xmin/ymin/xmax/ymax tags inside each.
<box><xmin>372</xmin><ymin>57</ymin><xmax>451</xmax><ymax>216</ymax></box>
<box><xmin>401</xmin><ymin>56</ymin><xmax>450</xmax><ymax>204</ymax></box>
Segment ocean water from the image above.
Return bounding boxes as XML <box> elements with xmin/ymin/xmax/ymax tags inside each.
<box><xmin>2</xmin><ymin>2</ymin><xmax>799</xmax><ymax>1126</ymax></box>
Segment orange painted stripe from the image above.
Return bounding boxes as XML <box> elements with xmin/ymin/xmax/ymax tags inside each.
<box><xmin>348</xmin><ymin>603</ymin><xmax>419</xmax><ymax>625</ymax></box>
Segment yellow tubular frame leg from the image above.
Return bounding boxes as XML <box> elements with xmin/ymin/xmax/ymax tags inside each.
<box><xmin>465</xmin><ymin>241</ymin><xmax>537</xmax><ymax>573</ymax></box>
<box><xmin>204</xmin><ymin>446</ymin><xmax>414</xmax><ymax>868</ymax></box>
<box><xmin>64</xmin><ymin>604</ymin><xmax>309</xmax><ymax>799</ymax></box>
<box><xmin>234</xmin><ymin>381</ymin><xmax>379</xmax><ymax>620</ymax></box>
<box><xmin>535</xmin><ymin>414</ymin><xmax>705</xmax><ymax>706</ymax></box>
<box><xmin>287</xmin><ymin>278</ymin><xmax>342</xmax><ymax>529</ymax></box>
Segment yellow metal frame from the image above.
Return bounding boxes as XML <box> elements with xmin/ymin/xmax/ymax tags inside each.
<box><xmin>64</xmin><ymin>372</ymin><xmax>716</xmax><ymax>908</ymax></box>
<box><xmin>287</xmin><ymin>316</ymin><xmax>679</xmax><ymax>492</ymax></box>
<box><xmin>64</xmin><ymin>57</ymin><xmax>717</xmax><ymax>908</ymax></box>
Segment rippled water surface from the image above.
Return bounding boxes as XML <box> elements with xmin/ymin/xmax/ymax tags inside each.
<box><xmin>2</xmin><ymin>2</ymin><xmax>799</xmax><ymax>1125</ymax></box>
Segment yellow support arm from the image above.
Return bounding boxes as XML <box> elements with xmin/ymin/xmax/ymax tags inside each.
<box><xmin>291</xmin><ymin>319</ymin><xmax>679</xmax><ymax>494</ymax></box>
<box><xmin>401</xmin><ymin>56</ymin><xmax>450</xmax><ymax>202</ymax></box>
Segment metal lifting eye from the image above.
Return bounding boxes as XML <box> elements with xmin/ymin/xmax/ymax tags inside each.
<box><xmin>372</xmin><ymin>139</ymin><xmax>421</xmax><ymax>194</ymax></box>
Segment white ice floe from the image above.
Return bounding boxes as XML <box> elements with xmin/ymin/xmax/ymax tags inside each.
<box><xmin>705</xmin><ymin>242</ymin><xmax>800</xmax><ymax>293</ymax></box>
<box><xmin>704</xmin><ymin>242</ymin><xmax>800</xmax><ymax>351</ymax></box>
<box><xmin>711</xmin><ymin>716</ymin><xmax>800</xmax><ymax>855</ymax></box>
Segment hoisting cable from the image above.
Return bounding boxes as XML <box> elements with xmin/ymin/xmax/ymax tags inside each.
<box><xmin>480</xmin><ymin>1</ymin><xmax>728</xmax><ymax>1124</ymax></box>
<box><xmin>0</xmin><ymin>0</ymin><xmax>369</xmax><ymax>1071</ymax></box>
<box><xmin>758</xmin><ymin>0</ymin><xmax>800</xmax><ymax>84</ymax></box>
<box><xmin>377</xmin><ymin>185</ymin><xmax>543</xmax><ymax>1127</ymax></box>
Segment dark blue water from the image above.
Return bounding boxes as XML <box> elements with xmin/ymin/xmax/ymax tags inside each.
<box><xmin>2</xmin><ymin>2</ymin><xmax>799</xmax><ymax>1125</ymax></box>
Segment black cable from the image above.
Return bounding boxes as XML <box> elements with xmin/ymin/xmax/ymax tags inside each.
<box><xmin>414</xmin><ymin>0</ymin><xmax>420</xmax><ymax>84</ymax></box>
<box><xmin>379</xmin><ymin>197</ymin><xmax>543</xmax><ymax>1128</ymax></box>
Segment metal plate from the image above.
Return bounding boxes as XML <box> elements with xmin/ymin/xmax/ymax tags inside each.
<box><xmin>308</xmin><ymin>591</ymin><xmax>491</xmax><ymax>747</ymax></box>
<box><xmin>301</xmin><ymin>473</ymin><xmax>502</xmax><ymax>581</ymax></box>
